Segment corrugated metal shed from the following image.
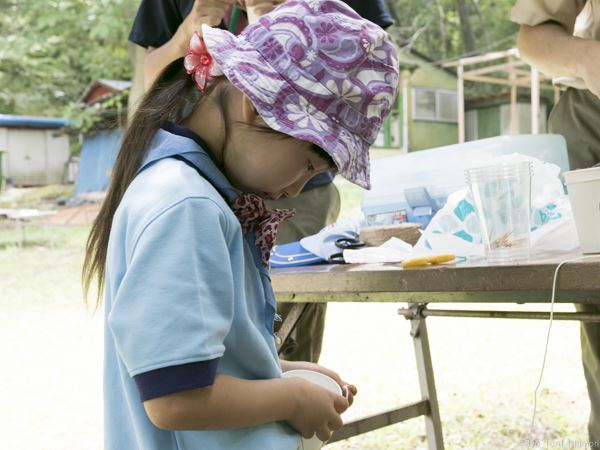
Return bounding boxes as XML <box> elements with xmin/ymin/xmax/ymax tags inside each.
<box><xmin>0</xmin><ymin>114</ymin><xmax>71</xmax><ymax>186</ymax></box>
<box><xmin>0</xmin><ymin>114</ymin><xmax>70</xmax><ymax>129</ymax></box>
<box><xmin>73</xmin><ymin>128</ymin><xmax>122</xmax><ymax>196</ymax></box>
<box><xmin>79</xmin><ymin>79</ymin><xmax>132</xmax><ymax>106</ymax></box>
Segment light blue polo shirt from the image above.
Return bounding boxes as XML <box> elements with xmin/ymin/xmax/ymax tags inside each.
<box><xmin>103</xmin><ymin>126</ymin><xmax>301</xmax><ymax>450</ymax></box>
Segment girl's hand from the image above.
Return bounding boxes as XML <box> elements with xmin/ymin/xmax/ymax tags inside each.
<box><xmin>281</xmin><ymin>360</ymin><xmax>358</xmax><ymax>406</ymax></box>
<box><xmin>285</xmin><ymin>377</ymin><xmax>349</xmax><ymax>442</ymax></box>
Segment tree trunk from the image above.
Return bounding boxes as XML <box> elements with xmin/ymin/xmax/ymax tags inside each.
<box><xmin>434</xmin><ymin>0</ymin><xmax>448</xmax><ymax>58</ymax></box>
<box><xmin>472</xmin><ymin>0</ymin><xmax>490</xmax><ymax>48</ymax></box>
<box><xmin>456</xmin><ymin>0</ymin><xmax>476</xmax><ymax>53</ymax></box>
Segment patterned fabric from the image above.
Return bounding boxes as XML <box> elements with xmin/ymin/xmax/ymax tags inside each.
<box><xmin>184</xmin><ymin>31</ymin><xmax>224</xmax><ymax>92</ymax></box>
<box><xmin>231</xmin><ymin>193</ymin><xmax>295</xmax><ymax>267</ymax></box>
<box><xmin>201</xmin><ymin>0</ymin><xmax>399</xmax><ymax>189</ymax></box>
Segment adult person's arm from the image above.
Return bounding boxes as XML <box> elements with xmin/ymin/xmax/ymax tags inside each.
<box><xmin>143</xmin><ymin>0</ymin><xmax>240</xmax><ymax>91</ymax></box>
<box><xmin>514</xmin><ymin>1</ymin><xmax>600</xmax><ymax>98</ymax></box>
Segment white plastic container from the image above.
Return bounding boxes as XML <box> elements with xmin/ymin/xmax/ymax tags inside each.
<box><xmin>362</xmin><ymin>134</ymin><xmax>569</xmax><ymax>227</ymax></box>
<box><xmin>563</xmin><ymin>167</ymin><xmax>600</xmax><ymax>254</ymax></box>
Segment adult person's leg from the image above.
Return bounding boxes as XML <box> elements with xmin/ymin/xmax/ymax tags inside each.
<box><xmin>549</xmin><ymin>88</ymin><xmax>600</xmax><ymax>443</ymax></box>
<box><xmin>266</xmin><ymin>183</ymin><xmax>341</xmax><ymax>363</ymax></box>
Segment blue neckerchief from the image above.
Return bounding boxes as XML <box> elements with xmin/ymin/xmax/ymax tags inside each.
<box><xmin>135</xmin><ymin>125</ymin><xmax>278</xmax><ymax>336</ymax></box>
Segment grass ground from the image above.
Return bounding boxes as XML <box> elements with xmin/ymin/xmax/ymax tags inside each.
<box><xmin>0</xmin><ymin>183</ymin><xmax>592</xmax><ymax>449</ymax></box>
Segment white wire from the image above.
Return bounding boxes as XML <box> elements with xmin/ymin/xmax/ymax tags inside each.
<box><xmin>530</xmin><ymin>255</ymin><xmax>599</xmax><ymax>438</ymax></box>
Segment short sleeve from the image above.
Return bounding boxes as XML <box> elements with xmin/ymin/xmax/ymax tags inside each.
<box><xmin>511</xmin><ymin>0</ymin><xmax>587</xmax><ymax>34</ymax></box>
<box><xmin>128</xmin><ymin>0</ymin><xmax>192</xmax><ymax>48</ymax></box>
<box><xmin>343</xmin><ymin>0</ymin><xmax>394</xmax><ymax>29</ymax></box>
<box><xmin>107</xmin><ymin>197</ymin><xmax>235</xmax><ymax>378</ymax></box>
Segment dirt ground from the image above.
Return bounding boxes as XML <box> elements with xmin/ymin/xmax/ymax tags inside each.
<box><xmin>1</xmin><ymin>267</ymin><xmax>591</xmax><ymax>449</ymax></box>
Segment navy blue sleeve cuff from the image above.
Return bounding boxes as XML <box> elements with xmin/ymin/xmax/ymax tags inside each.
<box><xmin>133</xmin><ymin>358</ymin><xmax>220</xmax><ymax>402</ymax></box>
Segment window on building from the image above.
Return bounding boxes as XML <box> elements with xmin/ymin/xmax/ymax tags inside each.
<box><xmin>412</xmin><ymin>88</ymin><xmax>458</xmax><ymax>122</ymax></box>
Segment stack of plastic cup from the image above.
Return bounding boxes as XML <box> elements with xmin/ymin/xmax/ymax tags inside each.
<box><xmin>465</xmin><ymin>161</ymin><xmax>533</xmax><ymax>263</ymax></box>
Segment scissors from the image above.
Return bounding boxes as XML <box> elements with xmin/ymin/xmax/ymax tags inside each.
<box><xmin>328</xmin><ymin>237</ymin><xmax>366</xmax><ymax>264</ymax></box>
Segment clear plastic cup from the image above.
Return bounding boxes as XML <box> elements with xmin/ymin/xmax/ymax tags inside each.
<box><xmin>465</xmin><ymin>161</ymin><xmax>533</xmax><ymax>263</ymax></box>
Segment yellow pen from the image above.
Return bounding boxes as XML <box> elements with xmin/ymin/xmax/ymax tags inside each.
<box><xmin>401</xmin><ymin>254</ymin><xmax>456</xmax><ymax>268</ymax></box>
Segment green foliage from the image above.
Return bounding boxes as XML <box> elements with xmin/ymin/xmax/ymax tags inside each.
<box><xmin>0</xmin><ymin>0</ymin><xmax>138</xmax><ymax>117</ymax></box>
<box><xmin>390</xmin><ymin>0</ymin><xmax>519</xmax><ymax>62</ymax></box>
<box><xmin>0</xmin><ymin>0</ymin><xmax>521</xmax><ymax>118</ymax></box>
<box><xmin>387</xmin><ymin>0</ymin><xmax>520</xmax><ymax>99</ymax></box>
<box><xmin>64</xmin><ymin>90</ymin><xmax>128</xmax><ymax>137</ymax></box>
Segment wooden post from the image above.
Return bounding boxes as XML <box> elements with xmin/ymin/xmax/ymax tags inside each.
<box><xmin>457</xmin><ymin>62</ymin><xmax>465</xmax><ymax>143</ymax></box>
<box><xmin>531</xmin><ymin>67</ymin><xmax>540</xmax><ymax>134</ymax></box>
<box><xmin>402</xmin><ymin>71</ymin><xmax>410</xmax><ymax>152</ymax></box>
<box><xmin>509</xmin><ymin>59</ymin><xmax>518</xmax><ymax>135</ymax></box>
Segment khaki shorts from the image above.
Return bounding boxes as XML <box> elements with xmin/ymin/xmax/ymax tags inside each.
<box><xmin>549</xmin><ymin>88</ymin><xmax>600</xmax><ymax>443</ymax></box>
<box><xmin>549</xmin><ymin>88</ymin><xmax>600</xmax><ymax>170</ymax></box>
<box><xmin>267</xmin><ymin>182</ymin><xmax>341</xmax><ymax>363</ymax></box>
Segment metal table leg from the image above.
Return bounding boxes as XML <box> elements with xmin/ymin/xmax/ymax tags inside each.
<box><xmin>407</xmin><ymin>303</ymin><xmax>444</xmax><ymax>449</ymax></box>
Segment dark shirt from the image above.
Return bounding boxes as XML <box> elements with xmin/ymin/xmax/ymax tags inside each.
<box><xmin>129</xmin><ymin>0</ymin><xmax>393</xmax><ymax>48</ymax></box>
<box><xmin>128</xmin><ymin>0</ymin><xmax>393</xmax><ymax>191</ymax></box>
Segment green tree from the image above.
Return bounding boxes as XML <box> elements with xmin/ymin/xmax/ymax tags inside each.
<box><xmin>0</xmin><ymin>0</ymin><xmax>138</xmax><ymax>116</ymax></box>
<box><xmin>389</xmin><ymin>0</ymin><xmax>518</xmax><ymax>64</ymax></box>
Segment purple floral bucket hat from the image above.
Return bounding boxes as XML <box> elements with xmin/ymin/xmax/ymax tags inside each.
<box><xmin>202</xmin><ymin>0</ymin><xmax>399</xmax><ymax>189</ymax></box>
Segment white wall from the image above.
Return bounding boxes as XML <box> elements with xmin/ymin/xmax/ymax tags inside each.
<box><xmin>0</xmin><ymin>127</ymin><xmax>70</xmax><ymax>186</ymax></box>
<box><xmin>45</xmin><ymin>130</ymin><xmax>70</xmax><ymax>184</ymax></box>
<box><xmin>0</xmin><ymin>128</ymin><xmax>7</xmax><ymax>181</ymax></box>
<box><xmin>500</xmin><ymin>103</ymin><xmax>548</xmax><ymax>135</ymax></box>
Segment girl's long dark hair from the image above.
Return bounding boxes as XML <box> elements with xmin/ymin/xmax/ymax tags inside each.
<box><xmin>82</xmin><ymin>59</ymin><xmax>210</xmax><ymax>307</ymax></box>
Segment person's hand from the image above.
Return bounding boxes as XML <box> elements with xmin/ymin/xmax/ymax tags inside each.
<box><xmin>578</xmin><ymin>40</ymin><xmax>600</xmax><ymax>99</ymax></box>
<box><xmin>285</xmin><ymin>377</ymin><xmax>349</xmax><ymax>442</ymax></box>
<box><xmin>245</xmin><ymin>0</ymin><xmax>286</xmax><ymax>22</ymax></box>
<box><xmin>174</xmin><ymin>0</ymin><xmax>240</xmax><ymax>53</ymax></box>
<box><xmin>281</xmin><ymin>360</ymin><xmax>358</xmax><ymax>406</ymax></box>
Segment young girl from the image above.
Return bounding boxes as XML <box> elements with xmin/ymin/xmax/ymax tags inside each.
<box><xmin>83</xmin><ymin>1</ymin><xmax>399</xmax><ymax>449</ymax></box>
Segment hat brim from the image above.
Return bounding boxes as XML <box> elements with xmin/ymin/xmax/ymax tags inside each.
<box><xmin>202</xmin><ymin>25</ymin><xmax>371</xmax><ymax>189</ymax></box>
<box><xmin>269</xmin><ymin>241</ymin><xmax>326</xmax><ymax>268</ymax></box>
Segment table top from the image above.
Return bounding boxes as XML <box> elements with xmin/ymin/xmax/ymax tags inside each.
<box><xmin>271</xmin><ymin>252</ymin><xmax>600</xmax><ymax>304</ymax></box>
<box><xmin>0</xmin><ymin>208</ymin><xmax>57</xmax><ymax>220</ymax></box>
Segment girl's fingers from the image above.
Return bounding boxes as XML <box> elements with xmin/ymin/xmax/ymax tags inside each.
<box><xmin>329</xmin><ymin>414</ymin><xmax>344</xmax><ymax>431</ymax></box>
<box><xmin>342</xmin><ymin>384</ymin><xmax>357</xmax><ymax>406</ymax></box>
<box><xmin>334</xmin><ymin>394</ymin><xmax>349</xmax><ymax>414</ymax></box>
<box><xmin>317</xmin><ymin>429</ymin><xmax>333</xmax><ymax>442</ymax></box>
